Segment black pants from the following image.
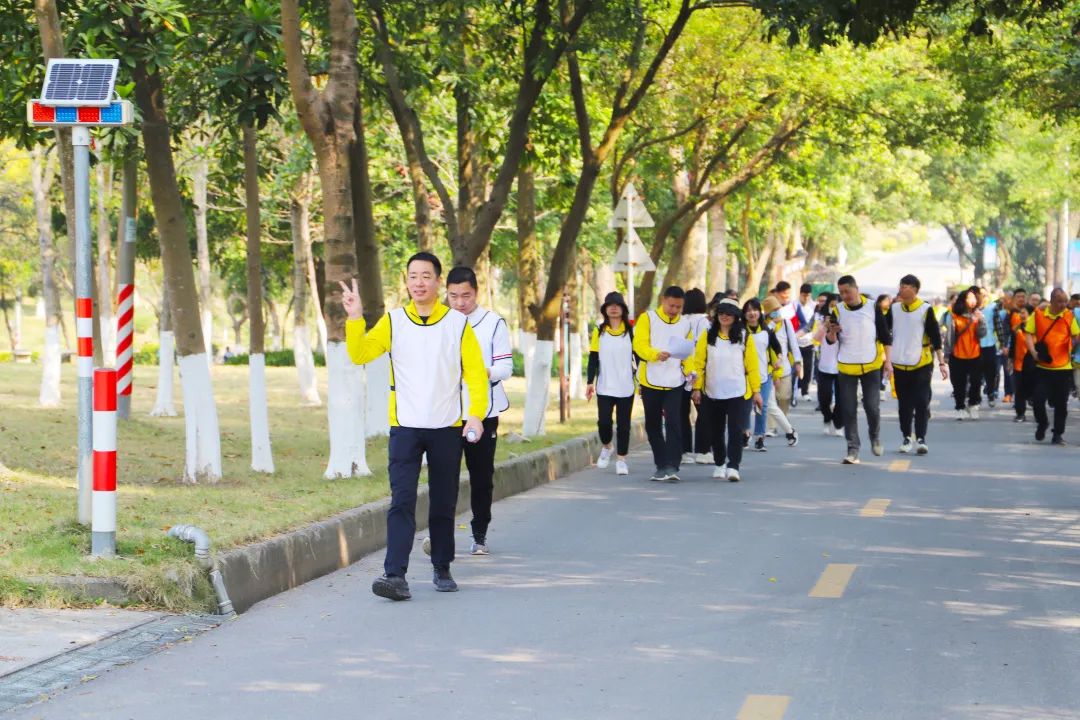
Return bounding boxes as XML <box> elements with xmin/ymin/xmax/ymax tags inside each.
<box><xmin>1033</xmin><ymin>367</ymin><xmax>1071</xmax><ymax>437</ymax></box>
<box><xmin>1000</xmin><ymin>354</ymin><xmax>1014</xmax><ymax>397</ymax></box>
<box><xmin>894</xmin><ymin>364</ymin><xmax>932</xmax><ymax>441</ymax></box>
<box><xmin>385</xmin><ymin>426</ymin><xmax>463</xmax><ymax>577</ymax></box>
<box><xmin>817</xmin><ymin>371</ymin><xmax>842</xmax><ymax>428</ymax></box>
<box><xmin>463</xmin><ymin>417</ymin><xmax>499</xmax><ymax>544</ymax></box>
<box><xmin>981</xmin><ymin>346</ymin><xmax>1000</xmax><ymax>400</ymax></box>
<box><xmin>641</xmin><ymin>386</ymin><xmax>683</xmax><ymax>471</ymax></box>
<box><xmin>706</xmin><ymin>395</ymin><xmax>749</xmax><ymax>470</ymax></box>
<box><xmin>949</xmin><ymin>356</ymin><xmax>981</xmax><ymax>410</ymax></box>
<box><xmin>799</xmin><ymin>346</ymin><xmax>815</xmax><ymax>395</ymax></box>
<box><xmin>837</xmin><ymin>370</ymin><xmax>881</xmax><ymax>455</ymax></box>
<box><xmin>597</xmin><ymin>394</ymin><xmax>634</xmax><ymax>456</ymax></box>
<box><xmin>1014</xmin><ymin>365</ymin><xmax>1033</xmax><ymax>419</ymax></box>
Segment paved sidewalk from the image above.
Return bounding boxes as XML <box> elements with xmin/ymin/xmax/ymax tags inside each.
<box><xmin>7</xmin><ymin>385</ymin><xmax>1080</xmax><ymax>719</ymax></box>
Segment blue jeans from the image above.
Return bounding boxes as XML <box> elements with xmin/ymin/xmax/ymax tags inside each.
<box><xmin>754</xmin><ymin>378</ymin><xmax>773</xmax><ymax>435</ymax></box>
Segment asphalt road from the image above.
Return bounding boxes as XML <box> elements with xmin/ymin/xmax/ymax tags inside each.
<box><xmin>856</xmin><ymin>227</ymin><xmax>965</xmax><ymax>301</ymax></box>
<box><xmin>12</xmin><ymin>384</ymin><xmax>1080</xmax><ymax>720</ymax></box>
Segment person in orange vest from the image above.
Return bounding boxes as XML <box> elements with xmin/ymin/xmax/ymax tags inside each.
<box><xmin>1024</xmin><ymin>288</ymin><xmax>1080</xmax><ymax>445</ymax></box>
<box><xmin>944</xmin><ymin>286</ymin><xmax>986</xmax><ymax>420</ymax></box>
<box><xmin>1010</xmin><ymin>303</ymin><xmax>1033</xmax><ymax>422</ymax></box>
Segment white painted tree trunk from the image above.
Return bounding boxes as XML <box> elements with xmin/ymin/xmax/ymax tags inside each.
<box><xmin>364</xmin><ymin>354</ymin><xmax>391</xmax><ymax>438</ymax></box>
<box><xmin>519</xmin><ymin>330</ymin><xmax>537</xmax><ymax>385</ymax></box>
<box><xmin>177</xmin><ymin>353</ymin><xmax>222</xmax><ymax>482</ymax></box>
<box><xmin>13</xmin><ymin>289</ymin><xmax>22</xmax><ymax>349</ymax></box>
<box><xmin>324</xmin><ymin>342</ymin><xmax>371</xmax><ymax>479</ymax></box>
<box><xmin>151</xmin><ymin>331</ymin><xmax>178</xmax><ymax>417</ymax></box>
<box><xmin>293</xmin><ymin>325</ymin><xmax>321</xmax><ymax>405</ymax></box>
<box><xmin>569</xmin><ymin>332</ymin><xmax>584</xmax><ymax>400</ymax></box>
<box><xmin>35</xmin><ymin>297</ymin><xmax>45</xmax><ymax>319</ymax></box>
<box><xmin>39</xmin><ymin>325</ymin><xmax>61</xmax><ymax>407</ymax></box>
<box><xmin>523</xmin><ymin>339</ymin><xmax>553</xmax><ymax>438</ymax></box>
<box><xmin>314</xmin><ymin>313</ymin><xmax>328</xmax><ymax>358</ymax></box>
<box><xmin>248</xmin><ymin>353</ymin><xmax>275</xmax><ymax>473</ymax></box>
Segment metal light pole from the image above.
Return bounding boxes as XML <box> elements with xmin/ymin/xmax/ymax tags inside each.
<box><xmin>73</xmin><ymin>125</ymin><xmax>94</xmax><ymax>525</ymax></box>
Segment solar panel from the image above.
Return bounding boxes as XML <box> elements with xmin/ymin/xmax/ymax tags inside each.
<box><xmin>40</xmin><ymin>59</ymin><xmax>119</xmax><ymax>107</ymax></box>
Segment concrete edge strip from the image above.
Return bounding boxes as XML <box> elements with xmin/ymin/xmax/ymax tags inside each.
<box><xmin>0</xmin><ymin>614</ymin><xmax>220</xmax><ymax>715</ymax></box>
<box><xmin>216</xmin><ymin>419</ymin><xmax>647</xmax><ymax>613</ymax></box>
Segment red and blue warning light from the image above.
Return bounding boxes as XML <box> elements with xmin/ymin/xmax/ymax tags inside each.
<box><xmin>28</xmin><ymin>100</ymin><xmax>133</xmax><ymax>127</ymax></box>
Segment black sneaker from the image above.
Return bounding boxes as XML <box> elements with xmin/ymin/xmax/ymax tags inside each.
<box><xmin>1014</xmin><ymin>415</ymin><xmax>1026</xmax><ymax>423</ymax></box>
<box><xmin>1051</xmin><ymin>434</ymin><xmax>1067</xmax><ymax>446</ymax></box>
<box><xmin>1036</xmin><ymin>424</ymin><xmax>1048</xmax><ymax>442</ymax></box>
<box><xmin>660</xmin><ymin>467</ymin><xmax>680</xmax><ymax>483</ymax></box>
<box><xmin>742</xmin><ymin>434</ymin><xmax>750</xmax><ymax>449</ymax></box>
<box><xmin>754</xmin><ymin>437</ymin><xmax>766</xmax><ymax>452</ymax></box>
<box><xmin>433</xmin><ymin>567</ymin><xmax>458</xmax><ymax>592</ymax></box>
<box><xmin>372</xmin><ymin>574</ymin><xmax>411</xmax><ymax>601</ymax></box>
<box><xmin>649</xmin><ymin>468</ymin><xmax>665</xmax><ymax>482</ymax></box>
<box><xmin>786</xmin><ymin>430</ymin><xmax>799</xmax><ymax>447</ymax></box>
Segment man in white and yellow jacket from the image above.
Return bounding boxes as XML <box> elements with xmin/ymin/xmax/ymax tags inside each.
<box><xmin>890</xmin><ymin>274</ymin><xmax>946</xmax><ymax>455</ymax></box>
<box><xmin>340</xmin><ymin>252</ymin><xmax>488</xmax><ymax>601</ymax></box>
<box><xmin>632</xmin><ymin>286</ymin><xmax>694</xmax><ymax>482</ymax></box>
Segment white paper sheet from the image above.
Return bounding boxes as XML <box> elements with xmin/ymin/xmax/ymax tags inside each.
<box><xmin>666</xmin><ymin>336</ymin><xmax>695</xmax><ymax>360</ymax></box>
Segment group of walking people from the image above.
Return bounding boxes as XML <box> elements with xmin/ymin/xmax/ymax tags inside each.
<box><xmin>334</xmin><ymin>249</ymin><xmax>1078</xmax><ymax>603</ymax></box>
<box><xmin>586</xmin><ymin>273</ymin><xmax>1080</xmax><ymax>482</ymax></box>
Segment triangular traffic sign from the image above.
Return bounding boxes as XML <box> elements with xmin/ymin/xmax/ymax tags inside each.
<box><xmin>607</xmin><ymin>182</ymin><xmax>654</xmax><ymax>229</ymax></box>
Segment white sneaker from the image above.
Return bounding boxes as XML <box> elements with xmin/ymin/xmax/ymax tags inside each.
<box><xmin>899</xmin><ymin>438</ymin><xmax>913</xmax><ymax>454</ymax></box>
<box><xmin>470</xmin><ymin>541</ymin><xmax>490</xmax><ymax>556</ymax></box>
<box><xmin>823</xmin><ymin>423</ymin><xmax>833</xmax><ymax>436</ymax></box>
<box><xmin>842</xmin><ymin>454</ymin><xmax>860</xmax><ymax>465</ymax></box>
<box><xmin>915</xmin><ymin>440</ymin><xmax>928</xmax><ymax>455</ymax></box>
<box><xmin>615</xmin><ymin>459</ymin><xmax>629</xmax><ymax>475</ymax></box>
<box><xmin>726</xmin><ymin>468</ymin><xmax>740</xmax><ymax>482</ymax></box>
<box><xmin>681</xmin><ymin>452</ymin><xmax>696</xmax><ymax>466</ymax></box>
<box><xmin>695</xmin><ymin>452</ymin><xmax>712</xmax><ymax>464</ymax></box>
<box><xmin>421</xmin><ymin>536</ymin><xmax>431</xmax><ymax>556</ymax></box>
<box><xmin>765</xmin><ymin>430</ymin><xmax>777</xmax><ymax>438</ymax></box>
<box><xmin>968</xmin><ymin>406</ymin><xmax>979</xmax><ymax>421</ymax></box>
<box><xmin>801</xmin><ymin>394</ymin><xmax>812</xmax><ymax>402</ymax></box>
<box><xmin>955</xmin><ymin>409</ymin><xmax>966</xmax><ymax>421</ymax></box>
<box><xmin>712</xmin><ymin>465</ymin><xmax>728</xmax><ymax>479</ymax></box>
<box><xmin>596</xmin><ymin>446</ymin><xmax>613</xmax><ymax>468</ymax></box>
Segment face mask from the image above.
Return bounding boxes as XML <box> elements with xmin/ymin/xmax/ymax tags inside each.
<box><xmin>768</xmin><ymin>311</ymin><xmax>780</xmax><ymax>320</ymax></box>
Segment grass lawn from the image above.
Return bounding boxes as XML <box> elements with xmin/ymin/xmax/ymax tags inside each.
<box><xmin>0</xmin><ymin>358</ymin><xmax>617</xmax><ymax>611</ymax></box>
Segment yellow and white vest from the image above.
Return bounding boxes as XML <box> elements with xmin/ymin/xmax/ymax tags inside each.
<box><xmin>596</xmin><ymin>328</ymin><xmax>635</xmax><ymax>398</ymax></box>
<box><xmin>388</xmin><ymin>307</ymin><xmax>468</xmax><ymax>428</ymax></box>
<box><xmin>891</xmin><ymin>302</ymin><xmax>932</xmax><ymax>368</ymax></box>
<box><xmin>645</xmin><ymin>310</ymin><xmax>691</xmax><ymax>389</ymax></box>
<box><xmin>837</xmin><ymin>301</ymin><xmax>877</xmax><ymax>366</ymax></box>
<box><xmin>703</xmin><ymin>336</ymin><xmax>747</xmax><ymax>400</ymax></box>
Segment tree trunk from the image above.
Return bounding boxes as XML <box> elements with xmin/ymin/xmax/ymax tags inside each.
<box><xmin>707</xmin><ymin>199</ymin><xmax>727</xmax><ymax>297</ymax></box>
<box><xmin>191</xmin><ymin>152</ymin><xmax>214</xmax><ymax>360</ymax></box>
<box><xmin>291</xmin><ymin>196</ymin><xmax>321</xmax><ymax>405</ymax></box>
<box><xmin>517</xmin><ymin>143</ymin><xmax>544</xmax><ymax>437</ymax></box>
<box><xmin>243</xmin><ymin>124</ymin><xmax>274</xmax><ymax>473</ymax></box>
<box><xmin>129</xmin><ymin>17</ymin><xmax>221</xmax><ymax>481</ymax></box>
<box><xmin>151</xmin><ymin>272</ymin><xmax>178</xmax><ymax>417</ymax></box>
<box><xmin>31</xmin><ymin>145</ymin><xmax>62</xmax><ymax>408</ymax></box>
<box><xmin>351</xmin><ymin>94</ymin><xmax>386</xmax><ymax>325</ymax></box>
<box><xmin>282</xmin><ymin>0</ymin><xmax>370</xmax><ymax>478</ymax></box>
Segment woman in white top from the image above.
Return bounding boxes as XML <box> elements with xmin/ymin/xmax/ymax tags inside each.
<box><xmin>691</xmin><ymin>299</ymin><xmax>763</xmax><ymax>482</ymax></box>
<box><xmin>812</xmin><ymin>293</ymin><xmax>843</xmax><ymax>436</ymax></box>
<box><xmin>679</xmin><ymin>288</ymin><xmax>712</xmax><ymax>465</ymax></box>
<box><xmin>744</xmin><ymin>298</ymin><xmax>798</xmax><ymax>451</ymax></box>
<box><xmin>586</xmin><ymin>292</ymin><xmax>636</xmax><ymax>476</ymax></box>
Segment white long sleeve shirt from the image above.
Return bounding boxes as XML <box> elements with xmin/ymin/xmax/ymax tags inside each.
<box><xmin>464</xmin><ymin>306</ymin><xmax>514</xmax><ymax>418</ymax></box>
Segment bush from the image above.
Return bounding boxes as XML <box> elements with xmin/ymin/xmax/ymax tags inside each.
<box><xmin>133</xmin><ymin>342</ymin><xmax>159</xmax><ymax>365</ymax></box>
<box><xmin>224</xmin><ymin>349</ymin><xmax>326</xmax><ymax>367</ymax></box>
<box><xmin>0</xmin><ymin>350</ymin><xmax>39</xmax><ymax>363</ymax></box>
<box><xmin>511</xmin><ymin>350</ymin><xmax>589</xmax><ymax>378</ymax></box>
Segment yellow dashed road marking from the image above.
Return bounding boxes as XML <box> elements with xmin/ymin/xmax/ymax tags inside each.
<box><xmin>736</xmin><ymin>694</ymin><xmax>791</xmax><ymax>720</ymax></box>
<box><xmin>860</xmin><ymin>498</ymin><xmax>891</xmax><ymax>517</ymax></box>
<box><xmin>888</xmin><ymin>459</ymin><xmax>910</xmax><ymax>472</ymax></box>
<box><xmin>809</xmin><ymin>563</ymin><xmax>857</xmax><ymax>598</ymax></box>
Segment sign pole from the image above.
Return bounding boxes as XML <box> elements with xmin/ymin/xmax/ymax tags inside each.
<box><xmin>73</xmin><ymin>125</ymin><xmax>94</xmax><ymax>526</ymax></box>
<box><xmin>627</xmin><ymin>212</ymin><xmax>635</xmax><ymax>318</ymax></box>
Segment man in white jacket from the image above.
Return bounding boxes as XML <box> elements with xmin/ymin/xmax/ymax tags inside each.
<box><xmin>445</xmin><ymin>266</ymin><xmax>514</xmax><ymax>555</ymax></box>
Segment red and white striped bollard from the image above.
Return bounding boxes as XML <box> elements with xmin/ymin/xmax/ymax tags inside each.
<box><xmin>116</xmin><ymin>283</ymin><xmax>134</xmax><ymax>401</ymax></box>
<box><xmin>92</xmin><ymin>368</ymin><xmax>117</xmax><ymax>557</ymax></box>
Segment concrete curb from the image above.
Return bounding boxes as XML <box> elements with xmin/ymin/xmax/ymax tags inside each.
<box><xmin>217</xmin><ymin>420</ymin><xmax>646</xmax><ymax>613</ymax></box>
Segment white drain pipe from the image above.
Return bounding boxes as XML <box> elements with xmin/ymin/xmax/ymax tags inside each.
<box><xmin>167</xmin><ymin>524</ymin><xmax>236</xmax><ymax>616</ymax></box>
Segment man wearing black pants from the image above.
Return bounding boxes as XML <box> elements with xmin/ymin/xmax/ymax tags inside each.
<box><xmin>446</xmin><ymin>266</ymin><xmax>514</xmax><ymax>556</ymax></box>
<box><xmin>341</xmin><ymin>253</ymin><xmax>489</xmax><ymax>601</ymax></box>
<box><xmin>889</xmin><ymin>275</ymin><xmax>946</xmax><ymax>454</ymax></box>
<box><xmin>633</xmin><ymin>286</ymin><xmax>693</xmax><ymax>482</ymax></box>
<box><xmin>1025</xmin><ymin>288</ymin><xmax>1080</xmax><ymax>445</ymax></box>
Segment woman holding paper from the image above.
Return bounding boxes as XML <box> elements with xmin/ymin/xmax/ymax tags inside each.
<box><xmin>691</xmin><ymin>299</ymin><xmax>763</xmax><ymax>482</ymax></box>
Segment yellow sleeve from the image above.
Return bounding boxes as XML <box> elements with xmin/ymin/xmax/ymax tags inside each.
<box><xmin>589</xmin><ymin>327</ymin><xmax>600</xmax><ymax>353</ymax></box>
<box><xmin>692</xmin><ymin>332</ymin><xmax>708</xmax><ymax>390</ymax></box>
<box><xmin>631</xmin><ymin>312</ymin><xmax>660</xmax><ymax>362</ymax></box>
<box><xmin>744</xmin><ymin>340</ymin><xmax>761</xmax><ymax>394</ymax></box>
<box><xmin>345</xmin><ymin>315</ymin><xmax>391</xmax><ymax>365</ymax></box>
<box><xmin>1071</xmin><ymin>317</ymin><xmax>1080</xmax><ymax>336</ymax></box>
<box><xmin>461</xmin><ymin>323</ymin><xmax>489</xmax><ymax>419</ymax></box>
<box><xmin>1024</xmin><ymin>315</ymin><xmax>1036</xmax><ymax>335</ymax></box>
